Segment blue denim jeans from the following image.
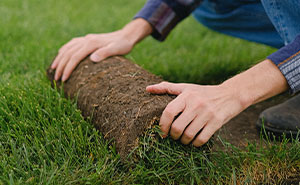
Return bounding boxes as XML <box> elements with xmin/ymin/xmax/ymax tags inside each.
<box><xmin>193</xmin><ymin>0</ymin><xmax>300</xmax><ymax>48</ymax></box>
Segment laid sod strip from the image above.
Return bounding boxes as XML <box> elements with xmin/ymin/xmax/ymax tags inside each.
<box><xmin>47</xmin><ymin>56</ymin><xmax>174</xmax><ymax>160</ymax></box>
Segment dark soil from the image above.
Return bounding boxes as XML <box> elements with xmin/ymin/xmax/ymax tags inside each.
<box><xmin>47</xmin><ymin>56</ymin><xmax>295</xmax><ymax>164</ymax></box>
<box><xmin>213</xmin><ymin>93</ymin><xmax>291</xmax><ymax>149</ymax></box>
<box><xmin>47</xmin><ymin>56</ymin><xmax>174</xmax><ymax>160</ymax></box>
<box><xmin>214</xmin><ymin>91</ymin><xmax>300</xmax><ymax>184</ymax></box>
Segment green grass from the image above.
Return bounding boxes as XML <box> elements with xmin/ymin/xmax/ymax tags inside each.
<box><xmin>0</xmin><ymin>0</ymin><xmax>299</xmax><ymax>184</ymax></box>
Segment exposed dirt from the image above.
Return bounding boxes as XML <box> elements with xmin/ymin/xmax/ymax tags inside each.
<box><xmin>213</xmin><ymin>92</ymin><xmax>300</xmax><ymax>184</ymax></box>
<box><xmin>47</xmin><ymin>56</ymin><xmax>294</xmax><ymax>163</ymax></box>
<box><xmin>213</xmin><ymin>93</ymin><xmax>291</xmax><ymax>150</ymax></box>
<box><xmin>47</xmin><ymin>56</ymin><xmax>174</xmax><ymax>160</ymax></box>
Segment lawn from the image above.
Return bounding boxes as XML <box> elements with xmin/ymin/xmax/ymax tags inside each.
<box><xmin>0</xmin><ymin>0</ymin><xmax>299</xmax><ymax>184</ymax></box>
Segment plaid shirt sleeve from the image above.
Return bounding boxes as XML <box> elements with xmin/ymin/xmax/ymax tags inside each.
<box><xmin>134</xmin><ymin>0</ymin><xmax>202</xmax><ymax>41</ymax></box>
<box><xmin>267</xmin><ymin>34</ymin><xmax>300</xmax><ymax>94</ymax></box>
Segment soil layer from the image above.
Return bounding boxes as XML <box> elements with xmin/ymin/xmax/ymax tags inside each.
<box><xmin>47</xmin><ymin>56</ymin><xmax>174</xmax><ymax>160</ymax></box>
<box><xmin>47</xmin><ymin>56</ymin><xmax>294</xmax><ymax>163</ymax></box>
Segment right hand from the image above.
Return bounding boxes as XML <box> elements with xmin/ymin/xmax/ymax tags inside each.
<box><xmin>51</xmin><ymin>30</ymin><xmax>135</xmax><ymax>82</ymax></box>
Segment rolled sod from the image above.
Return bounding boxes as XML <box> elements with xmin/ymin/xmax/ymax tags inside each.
<box><xmin>47</xmin><ymin>56</ymin><xmax>174</xmax><ymax>160</ymax></box>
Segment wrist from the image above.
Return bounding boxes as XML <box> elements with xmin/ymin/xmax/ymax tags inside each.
<box><xmin>220</xmin><ymin>76</ymin><xmax>253</xmax><ymax>110</ymax></box>
<box><xmin>220</xmin><ymin>59</ymin><xmax>288</xmax><ymax>109</ymax></box>
<box><xmin>121</xmin><ymin>18</ymin><xmax>153</xmax><ymax>46</ymax></box>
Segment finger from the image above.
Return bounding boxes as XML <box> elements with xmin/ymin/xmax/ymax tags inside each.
<box><xmin>159</xmin><ymin>94</ymin><xmax>186</xmax><ymax>137</ymax></box>
<box><xmin>51</xmin><ymin>39</ymin><xmax>79</xmax><ymax>69</ymax></box>
<box><xmin>90</xmin><ymin>45</ymin><xmax>114</xmax><ymax>62</ymax></box>
<box><xmin>146</xmin><ymin>82</ymin><xmax>185</xmax><ymax>95</ymax></box>
<box><xmin>192</xmin><ymin>122</ymin><xmax>218</xmax><ymax>147</ymax></box>
<box><xmin>61</xmin><ymin>43</ymin><xmax>100</xmax><ymax>81</ymax></box>
<box><xmin>52</xmin><ymin>51</ymin><xmax>66</xmax><ymax>70</ymax></box>
<box><xmin>180</xmin><ymin>115</ymin><xmax>209</xmax><ymax>145</ymax></box>
<box><xmin>51</xmin><ymin>55</ymin><xmax>60</xmax><ymax>69</ymax></box>
<box><xmin>54</xmin><ymin>45</ymin><xmax>82</xmax><ymax>81</ymax></box>
<box><xmin>59</xmin><ymin>38</ymin><xmax>81</xmax><ymax>54</ymax></box>
<box><xmin>169</xmin><ymin>108</ymin><xmax>196</xmax><ymax>140</ymax></box>
<box><xmin>61</xmin><ymin>46</ymin><xmax>97</xmax><ymax>81</ymax></box>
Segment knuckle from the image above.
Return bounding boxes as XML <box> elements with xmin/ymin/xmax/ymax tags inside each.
<box><xmin>188</xmin><ymin>99</ymin><xmax>205</xmax><ymax>111</ymax></box>
<box><xmin>71</xmin><ymin>37</ymin><xmax>80</xmax><ymax>42</ymax></box>
<box><xmin>161</xmin><ymin>81</ymin><xmax>167</xmax><ymax>85</ymax></box>
<box><xmin>56</xmin><ymin>66</ymin><xmax>63</xmax><ymax>74</ymax></box>
<box><xmin>171</xmin><ymin>124</ymin><xmax>182</xmax><ymax>136</ymax></box>
<box><xmin>59</xmin><ymin>45</ymin><xmax>70</xmax><ymax>53</ymax></box>
<box><xmin>214</xmin><ymin>115</ymin><xmax>224</xmax><ymax>125</ymax></box>
<box><xmin>163</xmin><ymin>105</ymin><xmax>176</xmax><ymax>118</ymax></box>
<box><xmin>160</xmin><ymin>81</ymin><xmax>169</xmax><ymax>86</ymax></box>
<box><xmin>184</xmin><ymin>132</ymin><xmax>194</xmax><ymax>140</ymax></box>
<box><xmin>100</xmin><ymin>49</ymin><xmax>110</xmax><ymax>57</ymax></box>
<box><xmin>213</xmin><ymin>122</ymin><xmax>223</xmax><ymax>131</ymax></box>
<box><xmin>84</xmin><ymin>35</ymin><xmax>95</xmax><ymax>42</ymax></box>
<box><xmin>69</xmin><ymin>55</ymin><xmax>80</xmax><ymax>62</ymax></box>
<box><xmin>206</xmin><ymin>108</ymin><xmax>215</xmax><ymax>118</ymax></box>
<box><xmin>185</xmin><ymin>91</ymin><xmax>199</xmax><ymax>100</ymax></box>
<box><xmin>195</xmin><ymin>101</ymin><xmax>205</xmax><ymax>109</ymax></box>
<box><xmin>85</xmin><ymin>34</ymin><xmax>95</xmax><ymax>39</ymax></box>
<box><xmin>58</xmin><ymin>48</ymin><xmax>64</xmax><ymax>53</ymax></box>
<box><xmin>197</xmin><ymin>137</ymin><xmax>208</xmax><ymax>145</ymax></box>
<box><xmin>62</xmin><ymin>53</ymin><xmax>72</xmax><ymax>61</ymax></box>
<box><xmin>85</xmin><ymin>37</ymin><xmax>94</xmax><ymax>43</ymax></box>
<box><xmin>87</xmin><ymin>39</ymin><xmax>98</xmax><ymax>47</ymax></box>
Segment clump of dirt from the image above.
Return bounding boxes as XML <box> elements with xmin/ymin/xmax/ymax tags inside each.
<box><xmin>47</xmin><ymin>55</ymin><xmax>293</xmax><ymax>163</ymax></box>
<box><xmin>47</xmin><ymin>56</ymin><xmax>174</xmax><ymax>160</ymax></box>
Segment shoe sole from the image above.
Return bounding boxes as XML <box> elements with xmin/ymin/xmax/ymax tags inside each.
<box><xmin>256</xmin><ymin>120</ymin><xmax>300</xmax><ymax>140</ymax></box>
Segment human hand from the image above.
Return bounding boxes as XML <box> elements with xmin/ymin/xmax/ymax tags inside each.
<box><xmin>146</xmin><ymin>82</ymin><xmax>246</xmax><ymax>146</ymax></box>
<box><xmin>51</xmin><ymin>31</ymin><xmax>134</xmax><ymax>81</ymax></box>
<box><xmin>51</xmin><ymin>18</ymin><xmax>153</xmax><ymax>82</ymax></box>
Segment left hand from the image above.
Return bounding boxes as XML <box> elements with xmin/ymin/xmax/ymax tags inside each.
<box><xmin>146</xmin><ymin>82</ymin><xmax>246</xmax><ymax>147</ymax></box>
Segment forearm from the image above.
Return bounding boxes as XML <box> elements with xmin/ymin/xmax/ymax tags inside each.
<box><xmin>146</xmin><ymin>59</ymin><xmax>288</xmax><ymax>146</ymax></box>
<box><xmin>121</xmin><ymin>18</ymin><xmax>153</xmax><ymax>46</ymax></box>
<box><xmin>221</xmin><ymin>59</ymin><xmax>289</xmax><ymax>109</ymax></box>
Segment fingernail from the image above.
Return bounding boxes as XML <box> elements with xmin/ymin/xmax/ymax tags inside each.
<box><xmin>90</xmin><ymin>54</ymin><xmax>101</xmax><ymax>62</ymax></box>
<box><xmin>62</xmin><ymin>75</ymin><xmax>66</xmax><ymax>82</ymax></box>
<box><xmin>54</xmin><ymin>73</ymin><xmax>59</xmax><ymax>81</ymax></box>
<box><xmin>146</xmin><ymin>85</ymin><xmax>153</xmax><ymax>90</ymax></box>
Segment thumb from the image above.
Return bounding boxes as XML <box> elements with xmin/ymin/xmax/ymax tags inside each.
<box><xmin>146</xmin><ymin>82</ymin><xmax>184</xmax><ymax>95</ymax></box>
<box><xmin>90</xmin><ymin>47</ymin><xmax>112</xmax><ymax>62</ymax></box>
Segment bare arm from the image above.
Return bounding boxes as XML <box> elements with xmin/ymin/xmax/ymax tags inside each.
<box><xmin>146</xmin><ymin>59</ymin><xmax>288</xmax><ymax>146</ymax></box>
<box><xmin>222</xmin><ymin>59</ymin><xmax>288</xmax><ymax>107</ymax></box>
<box><xmin>51</xmin><ymin>18</ymin><xmax>153</xmax><ymax>82</ymax></box>
<box><xmin>122</xmin><ymin>18</ymin><xmax>153</xmax><ymax>46</ymax></box>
